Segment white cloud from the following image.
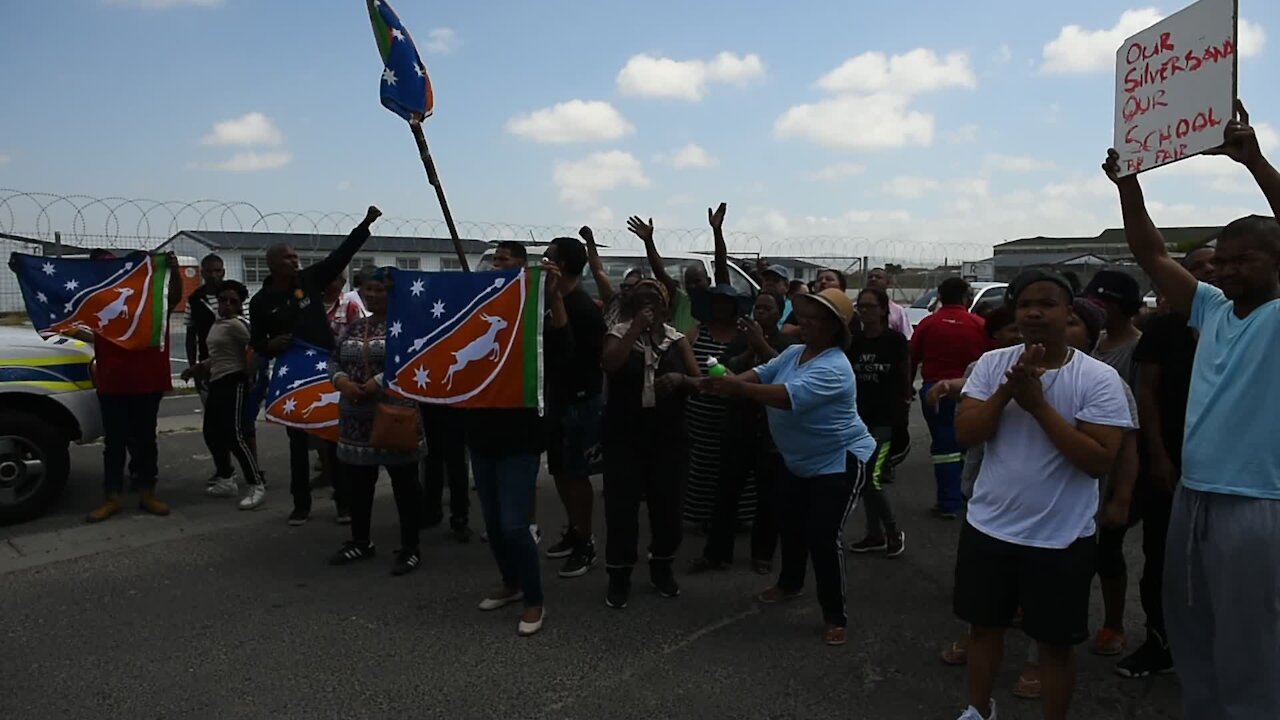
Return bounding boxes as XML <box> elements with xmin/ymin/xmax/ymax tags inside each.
<box><xmin>553</xmin><ymin>151</ymin><xmax>650</xmax><ymax>207</ymax></box>
<box><xmin>200</xmin><ymin>112</ymin><xmax>284</xmax><ymax>147</ymax></box>
<box><xmin>616</xmin><ymin>52</ymin><xmax>765</xmax><ymax>101</ymax></box>
<box><xmin>586</xmin><ymin>207</ymin><xmax>616</xmax><ymax>225</ymax></box>
<box><xmin>945</xmin><ymin>124</ymin><xmax>979</xmax><ymax>144</ymax></box>
<box><xmin>105</xmin><ymin>0</ymin><xmax>222</xmax><ymax>8</ymax></box>
<box><xmin>0</xmin><ymin>154</ymin><xmax>9</xmax><ymax>166</ymax></box>
<box><xmin>197</xmin><ymin>151</ymin><xmax>291</xmax><ymax>173</ymax></box>
<box><xmin>1257</xmin><ymin>122</ymin><xmax>1280</xmax><ymax>150</ymax></box>
<box><xmin>817</xmin><ymin>48</ymin><xmax>976</xmax><ymax>96</ymax></box>
<box><xmin>983</xmin><ymin>154</ymin><xmax>1055</xmax><ymax>174</ymax></box>
<box><xmin>336</xmin><ymin>180</ymin><xmax>351</xmax><ymax>192</ymax></box>
<box><xmin>668</xmin><ymin>143</ymin><xmax>718</xmax><ymax>169</ymax></box>
<box><xmin>423</xmin><ymin>28</ymin><xmax>459</xmax><ymax>54</ymax></box>
<box><xmin>775</xmin><ymin>93</ymin><xmax>933</xmax><ymax>151</ymax></box>
<box><xmin>994</xmin><ymin>45</ymin><xmax>1014</xmax><ymax>64</ymax></box>
<box><xmin>505</xmin><ymin>100</ymin><xmax>634</xmax><ymax>144</ymax></box>
<box><xmin>883</xmin><ymin>176</ymin><xmax>940</xmax><ymax>199</ymax></box>
<box><xmin>808</xmin><ymin>162</ymin><xmax>866</xmax><ymax>182</ymax></box>
<box><xmin>1042</xmin><ymin>10</ymin><xmax>1264</xmax><ymax>74</ymax></box>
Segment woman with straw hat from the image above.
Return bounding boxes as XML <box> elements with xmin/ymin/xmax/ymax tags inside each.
<box><xmin>701</xmin><ymin>287</ymin><xmax>877</xmax><ymax>646</ymax></box>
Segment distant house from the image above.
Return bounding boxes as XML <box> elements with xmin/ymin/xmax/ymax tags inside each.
<box><xmin>154</xmin><ymin>230</ymin><xmax>491</xmax><ymax>289</ymax></box>
<box><xmin>988</xmin><ymin>225</ymin><xmax>1221</xmax><ymax>286</ymax></box>
<box><xmin>761</xmin><ymin>256</ymin><xmax>829</xmax><ymax>284</ymax></box>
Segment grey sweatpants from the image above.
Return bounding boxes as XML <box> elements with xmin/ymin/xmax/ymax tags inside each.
<box><xmin>1164</xmin><ymin>485</ymin><xmax>1280</xmax><ymax>720</ymax></box>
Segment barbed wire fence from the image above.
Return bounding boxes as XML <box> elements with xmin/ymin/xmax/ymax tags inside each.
<box><xmin>0</xmin><ymin>190</ymin><xmax>996</xmax><ymax>312</ymax></box>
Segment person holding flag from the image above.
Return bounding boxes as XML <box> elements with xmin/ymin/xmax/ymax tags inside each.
<box><xmin>249</xmin><ymin>206</ymin><xmax>382</xmax><ymax>526</ymax></box>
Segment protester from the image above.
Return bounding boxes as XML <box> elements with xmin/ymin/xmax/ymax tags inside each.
<box><xmin>952</xmin><ymin>270</ymin><xmax>1134</xmax><ymax>720</ymax></box>
<box><xmin>577</xmin><ymin>227</ymin><xmax>638</xmax><ymax>327</ymax></box>
<box><xmin>84</xmin><ymin>249</ymin><xmax>185</xmax><ymax>523</ymax></box>
<box><xmin>702</xmin><ymin>287</ymin><xmax>877</xmax><ymax>646</ymax></box>
<box><xmin>324</xmin><ymin>271</ymin><xmax>366</xmax><ymax>341</ymax></box>
<box><xmin>1081</xmin><ymin>270</ymin><xmax>1145</xmax><ymax>658</ymax></box>
<box><xmin>464</xmin><ymin>259</ymin><xmax>571</xmax><ymax>636</ymax></box>
<box><xmin>600</xmin><ymin>279</ymin><xmax>701</xmax><ymax>608</ymax></box>
<box><xmin>181</xmin><ymin>280</ymin><xmax>266</xmax><ymax>510</ymax></box>
<box><xmin>691</xmin><ymin>290</ymin><xmax>796</xmax><ymax>573</ymax></box>
<box><xmin>1104</xmin><ymin>104</ymin><xmax>1280</xmax><ymax>717</ymax></box>
<box><xmin>249</xmin><ymin>206</ymin><xmax>381</xmax><ymax>526</ymax></box>
<box><xmin>867</xmin><ymin>267</ymin><xmax>913</xmax><ymax>339</ymax></box>
<box><xmin>313</xmin><ymin>271</ymin><xmax>362</xmax><ymax>513</ymax></box>
<box><xmin>326</xmin><ymin>268</ymin><xmax>424</xmax><ymax>576</ymax></box>
<box><xmin>911</xmin><ymin>277</ymin><xmax>989</xmax><ymax>519</ymax></box>
<box><xmin>846</xmin><ymin>287</ymin><xmax>910</xmax><ymax>558</ymax></box>
<box><xmin>629</xmin><ymin>215</ymin><xmax>708</xmax><ymax>335</ymax></box>
<box><xmin>812</xmin><ymin>268</ymin><xmax>846</xmax><ymax>294</ymax></box>
<box><xmin>183</xmin><ymin>253</ymin><xmax>227</xmax><ymax>483</ymax></box>
<box><xmin>758</xmin><ymin>264</ymin><xmax>795</xmax><ymax>329</ymax></box>
<box><xmin>1117</xmin><ymin>246</ymin><xmax>1215</xmax><ymax>680</ymax></box>
<box><xmin>541</xmin><ymin>235</ymin><xmax>607</xmax><ymax>578</ymax></box>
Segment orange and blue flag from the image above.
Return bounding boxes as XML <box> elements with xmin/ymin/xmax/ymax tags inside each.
<box><xmin>9</xmin><ymin>251</ymin><xmax>172</xmax><ymax>350</ymax></box>
<box><xmin>385</xmin><ymin>268</ymin><xmax>544</xmax><ymax>409</ymax></box>
<box><xmin>264</xmin><ymin>340</ymin><xmax>340</xmax><ymax>442</ymax></box>
<box><xmin>367</xmin><ymin>0</ymin><xmax>433</xmax><ymax>121</ymax></box>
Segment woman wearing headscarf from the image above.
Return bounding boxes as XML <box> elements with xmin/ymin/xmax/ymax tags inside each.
<box><xmin>702</xmin><ymin>288</ymin><xmax>877</xmax><ymax>646</ymax></box>
<box><xmin>326</xmin><ymin>267</ymin><xmax>425</xmax><ymax>577</ymax></box>
<box><xmin>600</xmin><ymin>279</ymin><xmax>701</xmax><ymax>609</ymax></box>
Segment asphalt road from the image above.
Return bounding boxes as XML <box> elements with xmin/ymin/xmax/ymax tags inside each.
<box><xmin>0</xmin><ymin>415</ymin><xmax>1182</xmax><ymax>720</ymax></box>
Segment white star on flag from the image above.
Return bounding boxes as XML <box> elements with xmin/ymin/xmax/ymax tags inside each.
<box><xmin>315</xmin><ymin>361</ymin><xmax>327</xmax><ymax>372</ymax></box>
<box><xmin>35</xmin><ymin>292</ymin><xmax>47</xmax><ymax>303</ymax></box>
<box><xmin>414</xmin><ymin>366</ymin><xmax>430</xmax><ymax>388</ymax></box>
<box><xmin>64</xmin><ymin>279</ymin><xmax>79</xmax><ymax>291</ymax></box>
<box><xmin>124</xmin><ymin>262</ymin><xmax>133</xmax><ymax>270</ymax></box>
<box><xmin>391</xmin><ymin>28</ymin><xmax>404</xmax><ymax>41</ymax></box>
<box><xmin>390</xmin><ymin>320</ymin><xmax>402</xmax><ymax>337</ymax></box>
<box><xmin>431</xmin><ymin>300</ymin><xmax>445</xmax><ymax>319</ymax></box>
<box><xmin>415</xmin><ymin>64</ymin><xmax>425</xmax><ymax>78</ymax></box>
<box><xmin>283</xmin><ymin>398</ymin><xmax>297</xmax><ymax>414</ymax></box>
<box><xmin>279</xmin><ymin>365</ymin><xmax>289</xmax><ymax>377</ymax></box>
<box><xmin>305</xmin><ymin>349</ymin><xmax>316</xmax><ymax>357</ymax></box>
<box><xmin>64</xmin><ymin>303</ymin><xmax>74</xmax><ymax>312</ymax></box>
<box><xmin>382</xmin><ymin>67</ymin><xmax>397</xmax><ymax>86</ymax></box>
<box><xmin>410</xmin><ymin>279</ymin><xmax>425</xmax><ymax>297</ymax></box>
<box><xmin>41</xmin><ymin>262</ymin><xmax>55</xmax><ymax>276</ymax></box>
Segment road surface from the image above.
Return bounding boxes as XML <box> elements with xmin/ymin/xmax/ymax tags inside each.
<box><xmin>0</xmin><ymin>415</ymin><xmax>1182</xmax><ymax>719</ymax></box>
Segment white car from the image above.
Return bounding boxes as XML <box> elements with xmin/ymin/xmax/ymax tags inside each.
<box><xmin>907</xmin><ymin>282</ymin><xmax>1010</xmax><ymax>327</ymax></box>
<box><xmin>0</xmin><ymin>327</ymin><xmax>102</xmax><ymax>524</ymax></box>
<box><xmin>480</xmin><ymin>246</ymin><xmax>761</xmax><ymax>298</ymax></box>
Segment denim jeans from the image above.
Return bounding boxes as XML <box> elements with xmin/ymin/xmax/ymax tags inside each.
<box><xmin>471</xmin><ymin>450</ymin><xmax>543</xmax><ymax>607</ymax></box>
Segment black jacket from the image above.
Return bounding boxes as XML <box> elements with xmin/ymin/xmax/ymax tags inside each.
<box><xmin>248</xmin><ymin>225</ymin><xmax>371</xmax><ymax>357</ymax></box>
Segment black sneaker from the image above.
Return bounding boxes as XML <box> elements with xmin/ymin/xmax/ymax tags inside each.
<box><xmin>391</xmin><ymin>548</ymin><xmax>421</xmax><ymax>576</ymax></box>
<box><xmin>606</xmin><ymin>573</ymin><xmax>631</xmax><ymax>609</ymax></box>
<box><xmin>886</xmin><ymin>530</ymin><xmax>906</xmax><ymax>558</ymax></box>
<box><xmin>559</xmin><ymin>543</ymin><xmax>596</xmax><ymax>578</ymax></box>
<box><xmin>848</xmin><ymin>535</ymin><xmax>888</xmax><ymax>553</ymax></box>
<box><xmin>329</xmin><ymin>541</ymin><xmax>376</xmax><ymax>566</ymax></box>
<box><xmin>545</xmin><ymin>528</ymin><xmax>577</xmax><ymax>559</ymax></box>
<box><xmin>450</xmin><ymin>518</ymin><xmax>472</xmax><ymax>544</ymax></box>
<box><xmin>652</xmin><ymin>572</ymin><xmax>680</xmax><ymax>598</ymax></box>
<box><xmin>1115</xmin><ymin>634</ymin><xmax>1175</xmax><ymax>678</ymax></box>
<box><xmin>288</xmin><ymin>508</ymin><xmax>310</xmax><ymax>527</ymax></box>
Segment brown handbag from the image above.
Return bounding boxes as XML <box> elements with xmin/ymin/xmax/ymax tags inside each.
<box><xmin>359</xmin><ymin>322</ymin><xmax>421</xmax><ymax>453</ymax></box>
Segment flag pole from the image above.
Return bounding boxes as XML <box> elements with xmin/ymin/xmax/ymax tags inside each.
<box><xmin>409</xmin><ymin>117</ymin><xmax>470</xmax><ymax>272</ymax></box>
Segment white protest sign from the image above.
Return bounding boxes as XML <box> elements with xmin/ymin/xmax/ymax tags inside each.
<box><xmin>1113</xmin><ymin>0</ymin><xmax>1238</xmax><ymax>177</ymax></box>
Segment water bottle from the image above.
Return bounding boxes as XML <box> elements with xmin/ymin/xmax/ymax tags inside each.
<box><xmin>707</xmin><ymin>356</ymin><xmax>727</xmax><ymax>378</ymax></box>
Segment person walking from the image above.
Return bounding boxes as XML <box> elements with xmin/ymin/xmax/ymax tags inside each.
<box><xmin>701</xmin><ymin>287</ymin><xmax>877</xmax><ymax>646</ymax></box>
<box><xmin>326</xmin><ymin>268</ymin><xmax>424</xmax><ymax>576</ymax></box>
<box><xmin>911</xmin><ymin>277</ymin><xmax>990</xmax><ymax>519</ymax></box>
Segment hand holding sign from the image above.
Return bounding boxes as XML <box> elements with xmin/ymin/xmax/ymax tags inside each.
<box><xmin>1205</xmin><ymin>99</ymin><xmax>1262</xmax><ymax>167</ymax></box>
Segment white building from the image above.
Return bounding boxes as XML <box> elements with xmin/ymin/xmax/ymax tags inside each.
<box><xmin>155</xmin><ymin>230</ymin><xmax>491</xmax><ymax>290</ymax></box>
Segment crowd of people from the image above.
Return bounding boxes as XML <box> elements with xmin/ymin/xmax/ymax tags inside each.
<box><xmin>64</xmin><ymin>109</ymin><xmax>1280</xmax><ymax>719</ymax></box>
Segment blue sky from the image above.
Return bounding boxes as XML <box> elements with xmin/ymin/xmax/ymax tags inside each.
<box><xmin>1</xmin><ymin>0</ymin><xmax>1276</xmax><ymax>262</ymax></box>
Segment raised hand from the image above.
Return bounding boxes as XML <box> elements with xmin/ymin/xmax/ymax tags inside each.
<box><xmin>626</xmin><ymin>216</ymin><xmax>655</xmax><ymax>244</ymax></box>
<box><xmin>708</xmin><ymin>202</ymin><xmax>727</xmax><ymax>230</ymax></box>
<box><xmin>541</xmin><ymin>259</ymin><xmax>563</xmax><ymax>297</ymax></box>
<box><xmin>738</xmin><ymin>316</ymin><xmax>765</xmax><ymax>346</ymax></box>
<box><xmin>1205</xmin><ymin>99</ymin><xmax>1262</xmax><ymax>167</ymax></box>
<box><xmin>1102</xmin><ymin>148</ymin><xmax>1125</xmax><ymax>185</ymax></box>
<box><xmin>578</xmin><ymin>225</ymin><xmax>596</xmax><ymax>247</ymax></box>
<box><xmin>364</xmin><ymin>206</ymin><xmax>383</xmax><ymax>224</ymax></box>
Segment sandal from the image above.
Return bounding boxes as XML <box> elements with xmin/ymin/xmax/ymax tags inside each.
<box><xmin>823</xmin><ymin>625</ymin><xmax>847</xmax><ymax>646</ymax></box>
<box><xmin>1013</xmin><ymin>665</ymin><xmax>1042</xmax><ymax>699</ymax></box>
<box><xmin>940</xmin><ymin>640</ymin><xmax>969</xmax><ymax>666</ymax></box>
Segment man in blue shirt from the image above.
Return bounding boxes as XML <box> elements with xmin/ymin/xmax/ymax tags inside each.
<box><xmin>1103</xmin><ymin>100</ymin><xmax>1280</xmax><ymax>719</ymax></box>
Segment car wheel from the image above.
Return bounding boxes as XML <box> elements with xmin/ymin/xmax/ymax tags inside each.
<box><xmin>0</xmin><ymin>410</ymin><xmax>70</xmax><ymax>525</ymax></box>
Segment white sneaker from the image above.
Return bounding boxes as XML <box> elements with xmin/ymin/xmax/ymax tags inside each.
<box><xmin>206</xmin><ymin>477</ymin><xmax>239</xmax><ymax>498</ymax></box>
<box><xmin>238</xmin><ymin>484</ymin><xmax>266</xmax><ymax>510</ymax></box>
<box><xmin>956</xmin><ymin>700</ymin><xmax>997</xmax><ymax>720</ymax></box>
<box><xmin>478</xmin><ymin>590</ymin><xmax>524</xmax><ymax>612</ymax></box>
<box><xmin>530</xmin><ymin>524</ymin><xmax>542</xmax><ymax>545</ymax></box>
<box><xmin>517</xmin><ymin>608</ymin><xmax>545</xmax><ymax>637</ymax></box>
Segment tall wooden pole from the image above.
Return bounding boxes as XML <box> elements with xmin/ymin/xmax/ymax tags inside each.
<box><xmin>409</xmin><ymin>118</ymin><xmax>469</xmax><ymax>272</ymax></box>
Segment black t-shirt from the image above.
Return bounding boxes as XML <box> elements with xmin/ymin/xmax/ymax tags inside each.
<box><xmin>1132</xmin><ymin>312</ymin><xmax>1197</xmax><ymax>466</ymax></box>
<box><xmin>186</xmin><ymin>287</ymin><xmax>219</xmax><ymax>361</ymax></box>
<box><xmin>603</xmin><ymin>336</ymin><xmax>688</xmax><ymax>448</ymax></box>
<box><xmin>847</xmin><ymin>329</ymin><xmax>909</xmax><ymax>429</ymax></box>
<box><xmin>546</xmin><ymin>286</ymin><xmax>606</xmax><ymax>410</ymax></box>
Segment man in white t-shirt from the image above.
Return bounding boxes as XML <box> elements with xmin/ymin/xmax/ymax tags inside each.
<box><xmin>951</xmin><ymin>270</ymin><xmax>1134</xmax><ymax>720</ymax></box>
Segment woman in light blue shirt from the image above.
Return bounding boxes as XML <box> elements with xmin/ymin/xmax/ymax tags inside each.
<box><xmin>702</xmin><ymin>288</ymin><xmax>876</xmax><ymax>646</ymax></box>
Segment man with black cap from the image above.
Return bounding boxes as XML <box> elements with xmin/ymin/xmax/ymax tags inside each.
<box><xmin>1104</xmin><ymin>100</ymin><xmax>1280</xmax><ymax>718</ymax></box>
<box><xmin>953</xmin><ymin>269</ymin><xmax>1134</xmax><ymax>720</ymax></box>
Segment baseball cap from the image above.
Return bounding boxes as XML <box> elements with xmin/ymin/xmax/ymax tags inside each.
<box><xmin>763</xmin><ymin>264</ymin><xmax>792</xmax><ymax>281</ymax></box>
<box><xmin>1084</xmin><ymin>270</ymin><xmax>1142</xmax><ymax>314</ymax></box>
<box><xmin>1006</xmin><ymin>269</ymin><xmax>1075</xmax><ymax>305</ymax></box>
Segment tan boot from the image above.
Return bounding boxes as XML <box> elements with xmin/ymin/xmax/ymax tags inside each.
<box><xmin>138</xmin><ymin>491</ymin><xmax>171</xmax><ymax>517</ymax></box>
<box><xmin>86</xmin><ymin>495</ymin><xmax>123</xmax><ymax>523</ymax></box>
